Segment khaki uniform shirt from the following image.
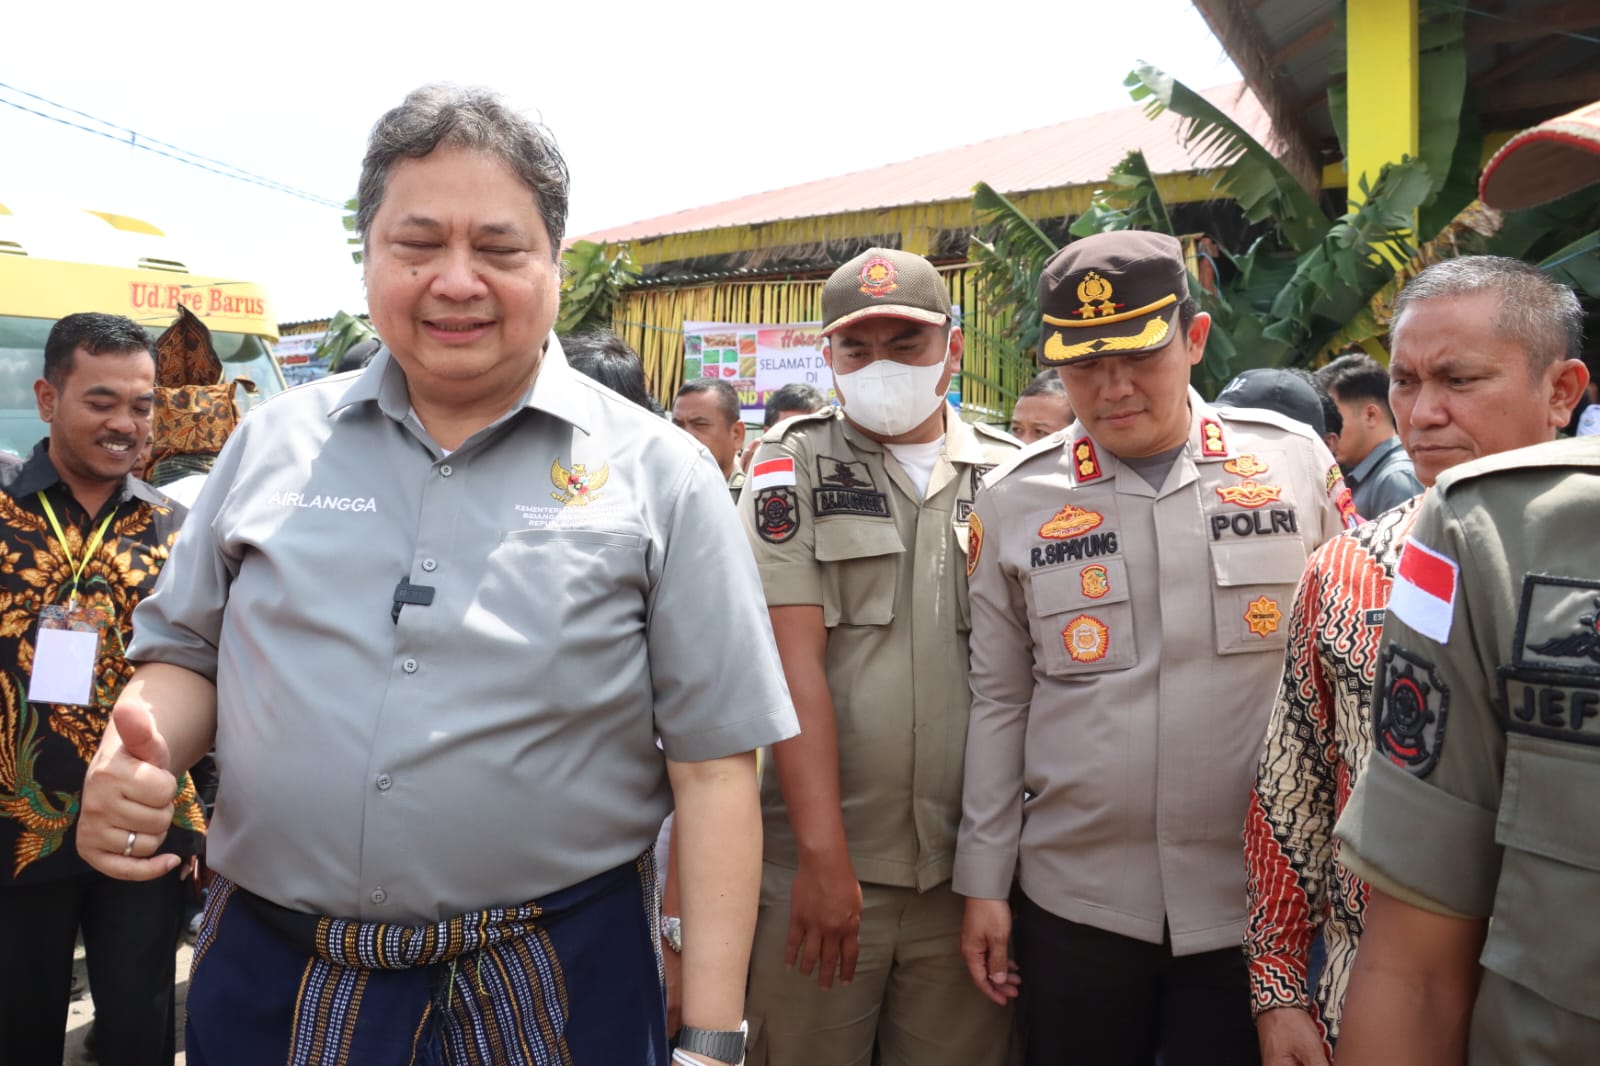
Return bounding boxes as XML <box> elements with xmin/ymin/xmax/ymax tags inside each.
<box><xmin>956</xmin><ymin>391</ymin><xmax>1354</xmax><ymax>954</ymax></box>
<box><xmin>130</xmin><ymin>341</ymin><xmax>798</xmax><ymax>924</ymax></box>
<box><xmin>1336</xmin><ymin>437</ymin><xmax>1600</xmax><ymax>1064</ymax></box>
<box><xmin>742</xmin><ymin>405</ymin><xmax>1017</xmax><ymax>890</ymax></box>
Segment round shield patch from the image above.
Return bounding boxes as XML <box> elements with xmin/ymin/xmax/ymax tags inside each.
<box><xmin>756</xmin><ymin>488</ymin><xmax>799</xmax><ymax>543</ymax></box>
<box><xmin>1376</xmin><ymin>644</ymin><xmax>1450</xmax><ymax>777</ymax></box>
<box><xmin>1062</xmin><ymin>614</ymin><xmax>1109</xmax><ymax>663</ymax></box>
<box><xmin>858</xmin><ymin>255</ymin><xmax>899</xmax><ymax>297</ymax></box>
<box><xmin>1080</xmin><ymin>564</ymin><xmax>1110</xmax><ymax>600</ymax></box>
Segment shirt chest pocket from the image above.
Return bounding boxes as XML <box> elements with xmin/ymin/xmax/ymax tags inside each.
<box><xmin>1488</xmin><ymin>737</ymin><xmax>1600</xmax><ymax>1022</ymax></box>
<box><xmin>1029</xmin><ymin>557</ymin><xmax>1136</xmax><ymax>677</ymax></box>
<box><xmin>1209</xmin><ymin>536</ymin><xmax>1306</xmax><ymax>655</ymax></box>
<box><xmin>815</xmin><ymin>519</ymin><xmax>903</xmax><ymax>628</ymax></box>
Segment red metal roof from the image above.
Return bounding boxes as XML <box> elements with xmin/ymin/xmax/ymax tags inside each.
<box><xmin>574</xmin><ymin>82</ymin><xmax>1274</xmax><ymax>245</ymax></box>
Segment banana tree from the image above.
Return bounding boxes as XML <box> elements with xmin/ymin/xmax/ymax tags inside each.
<box><xmin>558</xmin><ymin>240</ymin><xmax>639</xmax><ymax>336</ymax></box>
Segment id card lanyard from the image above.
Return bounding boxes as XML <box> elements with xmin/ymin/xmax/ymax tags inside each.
<box><xmin>38</xmin><ymin>492</ymin><xmax>116</xmax><ymax>609</ymax></box>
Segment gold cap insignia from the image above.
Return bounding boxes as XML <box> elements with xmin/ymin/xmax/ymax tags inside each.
<box><xmin>858</xmin><ymin>255</ymin><xmax>899</xmax><ymax>298</ymax></box>
<box><xmin>1075</xmin><ymin>271</ymin><xmax>1122</xmax><ymax>318</ymax></box>
<box><xmin>551</xmin><ymin>459</ymin><xmax>610</xmax><ymax>506</ymax></box>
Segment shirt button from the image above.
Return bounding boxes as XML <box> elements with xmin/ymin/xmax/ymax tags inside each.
<box><xmin>371</xmin><ymin>888</ymin><xmax>386</xmax><ymax>904</ymax></box>
<box><xmin>421</xmin><ymin>558</ymin><xmax>437</xmax><ymax>572</ymax></box>
<box><xmin>440</xmin><ymin>464</ymin><xmax>453</xmax><ymax>477</ymax></box>
<box><xmin>403</xmin><ymin>658</ymin><xmax>418</xmax><ymax>674</ymax></box>
<box><xmin>376</xmin><ymin>773</ymin><xmax>392</xmax><ymax>791</ymax></box>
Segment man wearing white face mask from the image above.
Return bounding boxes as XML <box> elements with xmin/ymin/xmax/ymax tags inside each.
<box><xmin>739</xmin><ymin>248</ymin><xmax>1018</xmax><ymax>1065</ymax></box>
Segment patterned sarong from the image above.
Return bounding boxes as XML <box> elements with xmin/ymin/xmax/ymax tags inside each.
<box><xmin>185</xmin><ymin>856</ymin><xmax>666</xmax><ymax>1066</ymax></box>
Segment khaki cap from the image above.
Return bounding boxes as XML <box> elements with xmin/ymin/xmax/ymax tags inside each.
<box><xmin>822</xmin><ymin>248</ymin><xmax>952</xmax><ymax>336</ymax></box>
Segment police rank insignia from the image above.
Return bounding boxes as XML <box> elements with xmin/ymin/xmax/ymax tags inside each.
<box><xmin>1063</xmin><ymin>614</ymin><xmax>1109</xmax><ymax>663</ymax></box>
<box><xmin>1225</xmin><ymin>454</ymin><xmax>1269</xmax><ymax>478</ymax></box>
<box><xmin>551</xmin><ymin>459</ymin><xmax>609</xmax><ymax>506</ymax></box>
<box><xmin>1073</xmin><ymin>271</ymin><xmax>1123</xmax><ymax>319</ymax></box>
<box><xmin>966</xmin><ymin>511</ymin><xmax>984</xmax><ymax>578</ymax></box>
<box><xmin>1072</xmin><ymin>438</ymin><xmax>1103</xmax><ymax>481</ymax></box>
<box><xmin>1080</xmin><ymin>564</ymin><xmax>1110</xmax><ymax>600</ymax></box>
<box><xmin>1039</xmin><ymin>505</ymin><xmax>1104</xmax><ymax>540</ymax></box>
<box><xmin>755</xmin><ymin>488</ymin><xmax>799</xmax><ymax>543</ymax></box>
<box><xmin>1244</xmin><ymin>595</ymin><xmax>1282</xmax><ymax>638</ymax></box>
<box><xmin>1200</xmin><ymin>419</ymin><xmax>1227</xmax><ymax>457</ymax></box>
<box><xmin>1216</xmin><ymin>480</ymin><xmax>1284</xmax><ymax>508</ymax></box>
<box><xmin>1376</xmin><ymin>645</ymin><xmax>1449</xmax><ymax>777</ymax></box>
<box><xmin>858</xmin><ymin>255</ymin><xmax>898</xmax><ymax>298</ymax></box>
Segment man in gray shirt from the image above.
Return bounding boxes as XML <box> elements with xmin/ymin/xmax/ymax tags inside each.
<box><xmin>75</xmin><ymin>85</ymin><xmax>796</xmax><ymax>1066</ymax></box>
<box><xmin>1315</xmin><ymin>353</ymin><xmax>1422</xmax><ymax>519</ymax></box>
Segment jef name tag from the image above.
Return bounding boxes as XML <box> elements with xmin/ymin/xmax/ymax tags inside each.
<box><xmin>28</xmin><ymin>603</ymin><xmax>107</xmax><ymax>707</ymax></box>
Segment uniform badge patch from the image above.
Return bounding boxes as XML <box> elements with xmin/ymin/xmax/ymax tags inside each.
<box><xmin>551</xmin><ymin>459</ymin><xmax>610</xmax><ymax>506</ymax></box>
<box><xmin>858</xmin><ymin>255</ymin><xmax>899</xmax><ymax>298</ymax></box>
<box><xmin>970</xmin><ymin>463</ymin><xmax>997</xmax><ymax>494</ymax></box>
<box><xmin>1225</xmin><ymin>454</ymin><xmax>1269</xmax><ymax>478</ymax></box>
<box><xmin>1244</xmin><ymin>595</ymin><xmax>1282</xmax><ymax>638</ymax></box>
<box><xmin>1389</xmin><ymin>538</ymin><xmax>1459</xmax><ymax>644</ymax></box>
<box><xmin>1376</xmin><ymin>644</ymin><xmax>1449</xmax><ymax>777</ymax></box>
<box><xmin>1216</xmin><ymin>480</ymin><xmax>1284</xmax><ymax>508</ymax></box>
<box><xmin>814</xmin><ymin>456</ymin><xmax>890</xmax><ymax>518</ymax></box>
<box><xmin>1200</xmin><ymin>419</ymin><xmax>1227</xmax><ymax>457</ymax></box>
<box><xmin>1335</xmin><ymin>484</ymin><xmax>1359</xmax><ymax>529</ymax></box>
<box><xmin>1063</xmin><ymin>614</ymin><xmax>1109</xmax><ymax>663</ymax></box>
<box><xmin>1501</xmin><ymin>577</ymin><xmax>1600</xmax><ymax>744</ymax></box>
<box><xmin>1325</xmin><ymin>463</ymin><xmax>1343</xmax><ymax>492</ymax></box>
<box><xmin>1039</xmin><ymin>505</ymin><xmax>1104</xmax><ymax>540</ymax></box>
<box><xmin>1080</xmin><ymin>564</ymin><xmax>1110</xmax><ymax>600</ymax></box>
<box><xmin>966</xmin><ymin>511</ymin><xmax>984</xmax><ymax>578</ymax></box>
<box><xmin>1072</xmin><ymin>438</ymin><xmax>1103</xmax><ymax>482</ymax></box>
<box><xmin>755</xmin><ymin>488</ymin><xmax>799</xmax><ymax>543</ymax></box>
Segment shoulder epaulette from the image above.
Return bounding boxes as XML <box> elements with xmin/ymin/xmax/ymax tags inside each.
<box><xmin>979</xmin><ymin>429</ymin><xmax>1069</xmax><ymax>490</ymax></box>
<box><xmin>761</xmin><ymin>406</ymin><xmax>839</xmax><ymax>444</ymax></box>
<box><xmin>972</xmin><ymin>421</ymin><xmax>1020</xmax><ymax>446</ymax></box>
<box><xmin>1213</xmin><ymin>404</ymin><xmax>1322</xmax><ymax>446</ymax></box>
<box><xmin>1435</xmin><ymin>436</ymin><xmax>1600</xmax><ymax>495</ymax></box>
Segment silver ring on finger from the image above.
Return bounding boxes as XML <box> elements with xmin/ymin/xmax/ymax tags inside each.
<box><xmin>122</xmin><ymin>830</ymin><xmax>137</xmax><ymax>858</ymax></box>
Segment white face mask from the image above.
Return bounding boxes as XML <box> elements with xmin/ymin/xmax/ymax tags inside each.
<box><xmin>830</xmin><ymin>339</ymin><xmax>951</xmax><ymax>437</ymax></box>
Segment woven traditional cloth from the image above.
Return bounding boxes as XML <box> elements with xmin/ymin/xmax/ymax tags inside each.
<box><xmin>185</xmin><ymin>856</ymin><xmax>666</xmax><ymax>1066</ymax></box>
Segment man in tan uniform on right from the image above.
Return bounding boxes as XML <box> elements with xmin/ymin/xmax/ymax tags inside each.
<box><xmin>956</xmin><ymin>231</ymin><xmax>1354</xmax><ymax>1066</ymax></box>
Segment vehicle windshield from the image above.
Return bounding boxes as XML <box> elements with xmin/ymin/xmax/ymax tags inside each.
<box><xmin>0</xmin><ymin>314</ymin><xmax>283</xmax><ymax>459</ymax></box>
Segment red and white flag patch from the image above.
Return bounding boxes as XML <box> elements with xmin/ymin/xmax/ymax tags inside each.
<box><xmin>751</xmin><ymin>457</ymin><xmax>797</xmax><ymax>491</ymax></box>
<box><xmin>1389</xmin><ymin>538</ymin><xmax>1459</xmax><ymax>644</ymax></box>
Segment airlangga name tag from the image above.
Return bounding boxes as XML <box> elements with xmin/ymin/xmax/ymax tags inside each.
<box><xmin>28</xmin><ymin>604</ymin><xmax>106</xmax><ymax>707</ymax></box>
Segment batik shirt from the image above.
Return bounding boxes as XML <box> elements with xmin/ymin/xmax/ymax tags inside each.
<box><xmin>1243</xmin><ymin>495</ymin><xmax>1421</xmax><ymax>1047</ymax></box>
<box><xmin>0</xmin><ymin>439</ymin><xmax>202</xmax><ymax>884</ymax></box>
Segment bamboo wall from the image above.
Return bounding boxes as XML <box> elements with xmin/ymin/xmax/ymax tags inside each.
<box><xmin>610</xmin><ymin>264</ymin><xmax>1031</xmax><ymax>425</ymax></box>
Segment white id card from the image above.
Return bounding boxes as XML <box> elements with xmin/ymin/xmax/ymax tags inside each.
<box><xmin>27</xmin><ymin>604</ymin><xmax>103</xmax><ymax>706</ymax></box>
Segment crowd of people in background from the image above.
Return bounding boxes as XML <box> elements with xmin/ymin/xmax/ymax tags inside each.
<box><xmin>1</xmin><ymin>82</ymin><xmax>1597</xmax><ymax>1066</ymax></box>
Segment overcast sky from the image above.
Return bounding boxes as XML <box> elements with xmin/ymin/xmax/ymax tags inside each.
<box><xmin>1</xmin><ymin>0</ymin><xmax>1239</xmax><ymax>323</ymax></box>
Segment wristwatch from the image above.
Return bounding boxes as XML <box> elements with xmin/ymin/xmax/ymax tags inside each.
<box><xmin>677</xmin><ymin>1021</ymin><xmax>748</xmax><ymax>1065</ymax></box>
<box><xmin>660</xmin><ymin>914</ymin><xmax>683</xmax><ymax>953</ymax></box>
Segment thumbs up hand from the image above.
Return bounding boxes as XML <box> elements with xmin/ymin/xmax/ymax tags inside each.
<box><xmin>78</xmin><ymin>701</ymin><xmax>183</xmax><ymax>880</ymax></box>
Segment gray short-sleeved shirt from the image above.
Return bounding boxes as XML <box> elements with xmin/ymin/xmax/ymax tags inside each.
<box><xmin>1346</xmin><ymin>436</ymin><xmax>1421</xmax><ymax>519</ymax></box>
<box><xmin>130</xmin><ymin>339</ymin><xmax>798</xmax><ymax>924</ymax></box>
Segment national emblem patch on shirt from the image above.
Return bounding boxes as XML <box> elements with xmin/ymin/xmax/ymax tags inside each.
<box><xmin>751</xmin><ymin>456</ymin><xmax>797</xmax><ymax>491</ymax></box>
<box><xmin>1376</xmin><ymin>644</ymin><xmax>1449</xmax><ymax>776</ymax></box>
<box><xmin>1389</xmin><ymin>538</ymin><xmax>1459</xmax><ymax>644</ymax></box>
<box><xmin>551</xmin><ymin>459</ymin><xmax>609</xmax><ymax>506</ymax></box>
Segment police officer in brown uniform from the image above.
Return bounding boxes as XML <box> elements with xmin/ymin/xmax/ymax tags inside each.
<box><xmin>955</xmin><ymin>231</ymin><xmax>1356</xmax><ymax>1066</ymax></box>
<box><xmin>740</xmin><ymin>248</ymin><xmax>1017</xmax><ymax>1065</ymax></box>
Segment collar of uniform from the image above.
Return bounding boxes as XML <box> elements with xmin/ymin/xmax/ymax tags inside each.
<box><xmin>329</xmin><ymin>335</ymin><xmax>592</xmax><ymax>435</ymax></box>
<box><xmin>1066</xmin><ymin>388</ymin><xmax>1220</xmax><ymax>488</ymax></box>
<box><xmin>1347</xmin><ymin>435</ymin><xmax>1403</xmax><ymax>485</ymax></box>
<box><xmin>5</xmin><ymin>438</ymin><xmax>169</xmax><ymax>509</ymax></box>
<box><xmin>839</xmin><ymin>402</ymin><xmax>970</xmax><ymax>456</ymax></box>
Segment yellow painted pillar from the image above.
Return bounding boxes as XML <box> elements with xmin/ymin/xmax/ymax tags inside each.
<box><xmin>1346</xmin><ymin>0</ymin><xmax>1418</xmax><ymax>213</ymax></box>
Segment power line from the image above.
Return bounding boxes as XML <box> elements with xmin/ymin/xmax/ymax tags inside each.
<box><xmin>0</xmin><ymin>81</ymin><xmax>345</xmax><ymax>209</ymax></box>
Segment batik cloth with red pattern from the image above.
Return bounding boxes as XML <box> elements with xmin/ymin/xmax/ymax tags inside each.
<box><xmin>1243</xmin><ymin>495</ymin><xmax>1422</xmax><ymax>1052</ymax></box>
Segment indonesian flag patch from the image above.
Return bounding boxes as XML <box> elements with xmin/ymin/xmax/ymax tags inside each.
<box><xmin>1389</xmin><ymin>538</ymin><xmax>1459</xmax><ymax>644</ymax></box>
<box><xmin>750</xmin><ymin>457</ymin><xmax>798</xmax><ymax>491</ymax></box>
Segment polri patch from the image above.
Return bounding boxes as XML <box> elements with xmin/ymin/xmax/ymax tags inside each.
<box><xmin>1376</xmin><ymin>644</ymin><xmax>1449</xmax><ymax>777</ymax></box>
<box><xmin>966</xmin><ymin>511</ymin><xmax>984</xmax><ymax>578</ymax></box>
<box><xmin>755</xmin><ymin>488</ymin><xmax>800</xmax><ymax>543</ymax></box>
